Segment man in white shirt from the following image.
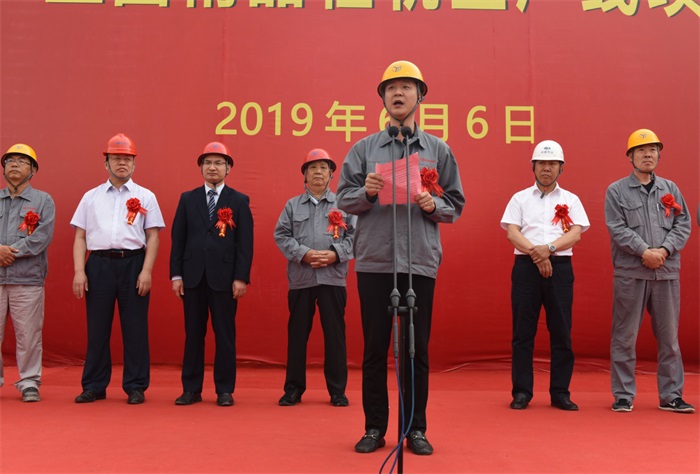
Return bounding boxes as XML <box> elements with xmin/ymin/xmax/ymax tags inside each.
<box><xmin>71</xmin><ymin>133</ymin><xmax>164</xmax><ymax>405</ymax></box>
<box><xmin>500</xmin><ymin>140</ymin><xmax>589</xmax><ymax>411</ymax></box>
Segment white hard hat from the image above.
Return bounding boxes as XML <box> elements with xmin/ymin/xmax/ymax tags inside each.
<box><xmin>531</xmin><ymin>140</ymin><xmax>565</xmax><ymax>163</ymax></box>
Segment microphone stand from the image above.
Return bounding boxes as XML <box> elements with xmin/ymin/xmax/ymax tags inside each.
<box><xmin>384</xmin><ymin>125</ymin><xmax>418</xmax><ymax>474</ymax></box>
<box><xmin>399</xmin><ymin>126</ymin><xmax>417</xmax><ymax>474</ymax></box>
<box><xmin>400</xmin><ymin>125</ymin><xmax>417</xmax><ymax>365</ymax></box>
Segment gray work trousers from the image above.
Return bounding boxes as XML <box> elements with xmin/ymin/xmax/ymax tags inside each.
<box><xmin>0</xmin><ymin>285</ymin><xmax>45</xmax><ymax>392</ymax></box>
<box><xmin>610</xmin><ymin>276</ymin><xmax>684</xmax><ymax>404</ymax></box>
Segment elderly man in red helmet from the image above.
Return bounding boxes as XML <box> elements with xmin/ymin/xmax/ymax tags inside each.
<box><xmin>605</xmin><ymin>129</ymin><xmax>693</xmax><ymax>414</ymax></box>
<box><xmin>170</xmin><ymin>141</ymin><xmax>253</xmax><ymax>407</ymax></box>
<box><xmin>71</xmin><ymin>133</ymin><xmax>165</xmax><ymax>404</ymax></box>
<box><xmin>0</xmin><ymin>143</ymin><xmax>55</xmax><ymax>403</ymax></box>
<box><xmin>274</xmin><ymin>149</ymin><xmax>355</xmax><ymax>407</ymax></box>
<box><xmin>337</xmin><ymin>61</ymin><xmax>465</xmax><ymax>455</ymax></box>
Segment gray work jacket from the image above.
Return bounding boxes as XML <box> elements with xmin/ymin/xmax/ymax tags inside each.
<box><xmin>605</xmin><ymin>173</ymin><xmax>691</xmax><ymax>280</ymax></box>
<box><xmin>0</xmin><ymin>184</ymin><xmax>55</xmax><ymax>285</ymax></box>
<box><xmin>336</xmin><ymin>127</ymin><xmax>465</xmax><ymax>279</ymax></box>
<box><xmin>274</xmin><ymin>189</ymin><xmax>355</xmax><ymax>290</ymax></box>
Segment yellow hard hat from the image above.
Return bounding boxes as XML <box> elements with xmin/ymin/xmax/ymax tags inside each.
<box><xmin>627</xmin><ymin>129</ymin><xmax>663</xmax><ymax>155</ymax></box>
<box><xmin>377</xmin><ymin>60</ymin><xmax>428</xmax><ymax>98</ymax></box>
<box><xmin>2</xmin><ymin>143</ymin><xmax>39</xmax><ymax>171</ymax></box>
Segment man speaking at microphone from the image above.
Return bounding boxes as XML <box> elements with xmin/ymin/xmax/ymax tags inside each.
<box><xmin>337</xmin><ymin>60</ymin><xmax>464</xmax><ymax>455</ymax></box>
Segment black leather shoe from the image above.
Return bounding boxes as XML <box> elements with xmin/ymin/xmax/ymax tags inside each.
<box><xmin>127</xmin><ymin>389</ymin><xmax>145</xmax><ymax>405</ymax></box>
<box><xmin>75</xmin><ymin>390</ymin><xmax>106</xmax><ymax>403</ymax></box>
<box><xmin>510</xmin><ymin>393</ymin><xmax>529</xmax><ymax>410</ymax></box>
<box><xmin>330</xmin><ymin>393</ymin><xmax>349</xmax><ymax>407</ymax></box>
<box><xmin>355</xmin><ymin>429</ymin><xmax>386</xmax><ymax>453</ymax></box>
<box><xmin>175</xmin><ymin>392</ymin><xmax>203</xmax><ymax>406</ymax></box>
<box><xmin>406</xmin><ymin>431</ymin><xmax>433</xmax><ymax>455</ymax></box>
<box><xmin>552</xmin><ymin>397</ymin><xmax>579</xmax><ymax>411</ymax></box>
<box><xmin>217</xmin><ymin>393</ymin><xmax>234</xmax><ymax>407</ymax></box>
<box><xmin>279</xmin><ymin>387</ymin><xmax>303</xmax><ymax>406</ymax></box>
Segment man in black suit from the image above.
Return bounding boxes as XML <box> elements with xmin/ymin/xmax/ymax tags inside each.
<box><xmin>170</xmin><ymin>142</ymin><xmax>254</xmax><ymax>407</ymax></box>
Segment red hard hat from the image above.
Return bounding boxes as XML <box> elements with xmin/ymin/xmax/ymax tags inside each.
<box><xmin>301</xmin><ymin>148</ymin><xmax>336</xmax><ymax>174</ymax></box>
<box><xmin>198</xmin><ymin>142</ymin><xmax>233</xmax><ymax>167</ymax></box>
<box><xmin>104</xmin><ymin>133</ymin><xmax>137</xmax><ymax>156</ymax></box>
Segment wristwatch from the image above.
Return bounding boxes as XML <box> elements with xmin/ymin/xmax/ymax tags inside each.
<box><xmin>547</xmin><ymin>243</ymin><xmax>556</xmax><ymax>253</ymax></box>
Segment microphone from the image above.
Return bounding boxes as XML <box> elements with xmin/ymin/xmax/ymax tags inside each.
<box><xmin>387</xmin><ymin>125</ymin><xmax>399</xmax><ymax>138</ymax></box>
<box><xmin>400</xmin><ymin>126</ymin><xmax>412</xmax><ymax>140</ymax></box>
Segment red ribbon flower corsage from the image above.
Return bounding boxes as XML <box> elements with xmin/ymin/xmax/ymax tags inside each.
<box><xmin>327</xmin><ymin>209</ymin><xmax>348</xmax><ymax>239</ymax></box>
<box><xmin>660</xmin><ymin>194</ymin><xmax>682</xmax><ymax>217</ymax></box>
<box><xmin>551</xmin><ymin>204</ymin><xmax>573</xmax><ymax>233</ymax></box>
<box><xmin>215</xmin><ymin>207</ymin><xmax>235</xmax><ymax>237</ymax></box>
<box><xmin>420</xmin><ymin>167</ymin><xmax>444</xmax><ymax>197</ymax></box>
<box><xmin>19</xmin><ymin>211</ymin><xmax>40</xmax><ymax>236</ymax></box>
<box><xmin>126</xmin><ymin>198</ymin><xmax>147</xmax><ymax>225</ymax></box>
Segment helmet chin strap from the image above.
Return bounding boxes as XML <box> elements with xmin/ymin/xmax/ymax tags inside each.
<box><xmin>534</xmin><ymin>167</ymin><xmax>563</xmax><ymax>199</ymax></box>
<box><xmin>629</xmin><ymin>146</ymin><xmax>661</xmax><ymax>177</ymax></box>
<box><xmin>630</xmin><ymin>154</ymin><xmax>660</xmax><ymax>176</ymax></box>
<box><xmin>383</xmin><ymin>91</ymin><xmax>422</xmax><ymax>129</ymax></box>
<box><xmin>304</xmin><ymin>174</ymin><xmax>332</xmax><ymax>197</ymax></box>
<box><xmin>106</xmin><ymin>160</ymin><xmax>134</xmax><ymax>183</ymax></box>
<box><xmin>203</xmin><ymin>164</ymin><xmax>230</xmax><ymax>188</ymax></box>
<box><xmin>3</xmin><ymin>168</ymin><xmax>34</xmax><ymax>195</ymax></box>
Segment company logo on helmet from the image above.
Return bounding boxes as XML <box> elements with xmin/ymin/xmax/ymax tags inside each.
<box><xmin>640</xmin><ymin>133</ymin><xmax>647</xmax><ymax>139</ymax></box>
<box><xmin>392</xmin><ymin>65</ymin><xmax>401</xmax><ymax>72</ymax></box>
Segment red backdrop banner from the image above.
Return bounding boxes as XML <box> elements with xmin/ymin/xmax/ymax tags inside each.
<box><xmin>1</xmin><ymin>0</ymin><xmax>698</xmax><ymax>370</ymax></box>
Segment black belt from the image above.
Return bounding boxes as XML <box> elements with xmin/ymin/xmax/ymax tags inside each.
<box><xmin>91</xmin><ymin>248</ymin><xmax>145</xmax><ymax>259</ymax></box>
<box><xmin>516</xmin><ymin>255</ymin><xmax>571</xmax><ymax>263</ymax></box>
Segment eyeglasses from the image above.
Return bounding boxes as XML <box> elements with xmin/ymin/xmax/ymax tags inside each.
<box><xmin>202</xmin><ymin>160</ymin><xmax>227</xmax><ymax>167</ymax></box>
<box><xmin>4</xmin><ymin>157</ymin><xmax>32</xmax><ymax>167</ymax></box>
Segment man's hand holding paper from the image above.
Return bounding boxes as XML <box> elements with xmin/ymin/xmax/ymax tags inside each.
<box><xmin>375</xmin><ymin>153</ymin><xmax>422</xmax><ymax>205</ymax></box>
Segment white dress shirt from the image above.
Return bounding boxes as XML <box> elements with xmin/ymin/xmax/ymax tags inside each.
<box><xmin>70</xmin><ymin>179</ymin><xmax>165</xmax><ymax>250</ymax></box>
<box><xmin>500</xmin><ymin>183</ymin><xmax>590</xmax><ymax>256</ymax></box>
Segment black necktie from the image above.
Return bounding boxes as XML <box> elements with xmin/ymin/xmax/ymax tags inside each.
<box><xmin>207</xmin><ymin>189</ymin><xmax>217</xmax><ymax>220</ymax></box>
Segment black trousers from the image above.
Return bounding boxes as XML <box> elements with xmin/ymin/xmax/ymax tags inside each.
<box><xmin>357</xmin><ymin>272</ymin><xmax>435</xmax><ymax>437</ymax></box>
<box><xmin>82</xmin><ymin>253</ymin><xmax>150</xmax><ymax>394</ymax></box>
<box><xmin>511</xmin><ymin>256</ymin><xmax>575</xmax><ymax>401</ymax></box>
<box><xmin>181</xmin><ymin>276</ymin><xmax>237</xmax><ymax>395</ymax></box>
<box><xmin>284</xmin><ymin>285</ymin><xmax>348</xmax><ymax>396</ymax></box>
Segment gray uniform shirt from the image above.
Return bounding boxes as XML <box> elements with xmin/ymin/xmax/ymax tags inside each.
<box><xmin>0</xmin><ymin>184</ymin><xmax>56</xmax><ymax>285</ymax></box>
<box><xmin>336</xmin><ymin>127</ymin><xmax>465</xmax><ymax>278</ymax></box>
<box><xmin>605</xmin><ymin>172</ymin><xmax>691</xmax><ymax>280</ymax></box>
<box><xmin>274</xmin><ymin>189</ymin><xmax>355</xmax><ymax>290</ymax></box>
